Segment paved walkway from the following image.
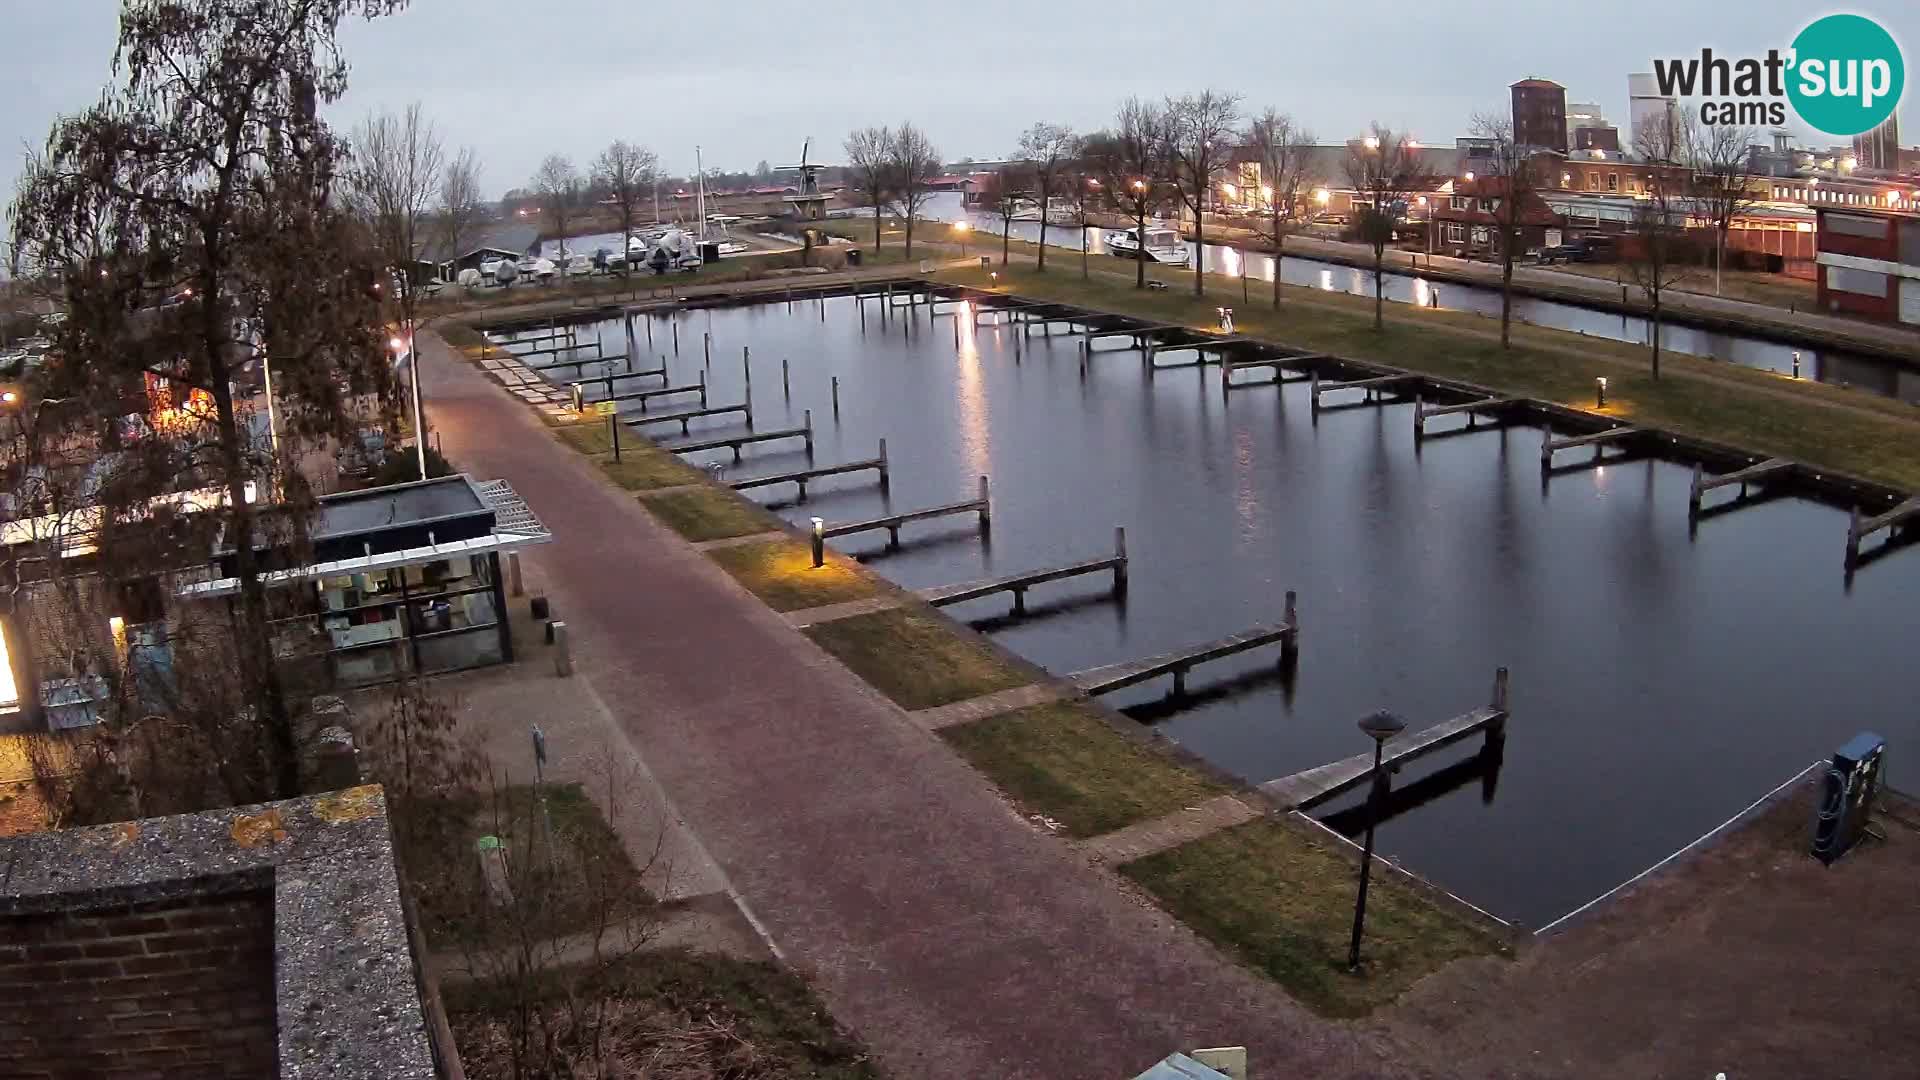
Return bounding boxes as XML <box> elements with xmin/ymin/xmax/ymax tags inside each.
<box><xmin>416</xmin><ymin>330</ymin><xmax>1426</xmax><ymax>1079</ymax></box>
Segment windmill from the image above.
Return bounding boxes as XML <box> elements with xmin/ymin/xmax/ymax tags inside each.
<box><xmin>778</xmin><ymin>138</ymin><xmax>833</xmax><ymax>221</ymax></box>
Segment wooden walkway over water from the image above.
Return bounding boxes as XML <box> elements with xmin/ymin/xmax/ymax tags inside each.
<box><xmin>919</xmin><ymin>529</ymin><xmax>1128</xmax><ymax>615</ymax></box>
<box><xmin>1541</xmin><ymin>426</ymin><xmax>1641</xmax><ymax>465</ymax></box>
<box><xmin>1848</xmin><ymin>495</ymin><xmax>1920</xmax><ymax>568</ymax></box>
<box><xmin>1260</xmin><ymin>669</ymin><xmax>1510</xmax><ymax>810</ymax></box>
<box><xmin>667</xmin><ymin>411</ymin><xmax>812</xmax><ymax>462</ymax></box>
<box><xmin>823</xmin><ymin>478</ymin><xmax>989</xmax><ymax>546</ymax></box>
<box><xmin>1068</xmin><ymin>597</ymin><xmax>1297</xmax><ymax>697</ymax></box>
<box><xmin>623</xmin><ymin>402</ymin><xmax>750</xmax><ymax>435</ymax></box>
<box><xmin>1689</xmin><ymin>458</ymin><xmax>1792</xmax><ymax>516</ymax></box>
<box><xmin>728</xmin><ymin>441</ymin><xmax>889</xmax><ymax>498</ymax></box>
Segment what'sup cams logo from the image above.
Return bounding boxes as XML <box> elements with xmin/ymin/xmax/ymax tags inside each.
<box><xmin>1652</xmin><ymin>13</ymin><xmax>1904</xmax><ymax>136</ymax></box>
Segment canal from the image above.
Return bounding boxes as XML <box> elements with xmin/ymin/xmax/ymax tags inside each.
<box><xmin>914</xmin><ymin>192</ymin><xmax>1920</xmax><ymax>404</ymax></box>
<box><xmin>526</xmin><ymin>295</ymin><xmax>1920</xmax><ymax>927</ymax></box>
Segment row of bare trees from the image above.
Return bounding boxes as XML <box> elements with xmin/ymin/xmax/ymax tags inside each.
<box><xmin>841</xmin><ymin>122</ymin><xmax>942</xmax><ymax>258</ymax></box>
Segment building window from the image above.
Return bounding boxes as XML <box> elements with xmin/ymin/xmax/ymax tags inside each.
<box><xmin>1450</xmin><ymin>196</ymin><xmax>1468</xmax><ymax>211</ymax></box>
<box><xmin>1443</xmin><ymin>221</ymin><xmax>1466</xmax><ymax>244</ymax></box>
<box><xmin>1826</xmin><ymin>265</ymin><xmax>1888</xmax><ymax>297</ymax></box>
<box><xmin>1607</xmin><ymin>173</ymin><xmax>1618</xmax><ymax>191</ymax></box>
<box><xmin>1825</xmin><ymin>213</ymin><xmax>1888</xmax><ymax>238</ymax></box>
<box><xmin>1587</xmin><ymin>173</ymin><xmax>1600</xmax><ymax>190</ymax></box>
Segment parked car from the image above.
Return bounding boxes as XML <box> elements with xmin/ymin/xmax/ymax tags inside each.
<box><xmin>479</xmin><ymin>256</ymin><xmax>509</xmax><ymax>281</ymax></box>
<box><xmin>564</xmin><ymin>253</ymin><xmax>594</xmax><ymax>276</ymax></box>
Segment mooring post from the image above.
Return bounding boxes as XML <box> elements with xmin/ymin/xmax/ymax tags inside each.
<box><xmin>878</xmin><ymin>438</ymin><xmax>891</xmax><ymax>492</ymax></box>
<box><xmin>1309</xmin><ymin>371</ymin><xmax>1321</xmax><ymax>413</ymax></box>
<box><xmin>831</xmin><ymin>376</ymin><xmax>841</xmax><ymax>419</ymax></box>
<box><xmin>977</xmin><ymin>475</ymin><xmax>992</xmax><ymax>531</ymax></box>
<box><xmin>744</xmin><ymin>381</ymin><xmax>753</xmax><ymax>429</ymax></box>
<box><xmin>1489</xmin><ymin>666</ymin><xmax>1511</xmax><ymax>743</ymax></box>
<box><xmin>819</xmin><ymin>294</ymin><xmax>826</xmax><ymax>322</ymax></box>
<box><xmin>1282</xmin><ymin>589</ymin><xmax>1300</xmax><ymax>664</ymax></box>
<box><xmin>1688</xmin><ymin>465</ymin><xmax>1704</xmax><ymax>517</ymax></box>
<box><xmin>703</xmin><ymin>332</ymin><xmax>711</xmax><ymax>370</ymax></box>
<box><xmin>1846</xmin><ymin>508</ymin><xmax>1863</xmax><ymax>567</ymax></box>
<box><xmin>552</xmin><ymin>621</ymin><xmax>572</xmax><ymax>677</ymax></box>
<box><xmin>508</xmin><ymin>553</ymin><xmax>524</xmax><ymax>598</ymax></box>
<box><xmin>671</xmin><ymin>318</ymin><xmax>679</xmax><ymax>354</ymax></box>
<box><xmin>647</xmin><ymin>314</ymin><xmax>654</xmax><ymax>347</ymax></box>
<box><xmin>699</xmin><ymin>370</ymin><xmax>708</xmax><ymax>407</ymax></box>
<box><xmin>803</xmin><ymin>409</ymin><xmax>814</xmax><ymax>454</ymax></box>
<box><xmin>1114</xmin><ymin>526</ymin><xmax>1129</xmax><ymax>595</ymax></box>
<box><xmin>782</xmin><ymin>357</ymin><xmax>790</xmax><ymax>398</ymax></box>
<box><xmin>605</xmin><ymin>372</ymin><xmax>615</xmax><ymax>401</ymax></box>
<box><xmin>860</xmin><ymin>294</ymin><xmax>867</xmax><ymax>331</ymax></box>
<box><xmin>1539</xmin><ymin>427</ymin><xmax>1553</xmax><ymax>466</ymax></box>
<box><xmin>1412</xmin><ymin>395</ymin><xmax>1425</xmax><ymax>440</ymax></box>
<box><xmin>743</xmin><ymin>345</ymin><xmax>751</xmax><ymax>391</ymax></box>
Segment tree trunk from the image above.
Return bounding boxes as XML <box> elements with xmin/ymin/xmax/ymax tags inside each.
<box><xmin>1499</xmin><ymin>236</ymin><xmax>1514</xmax><ymax>349</ymax></box>
<box><xmin>1373</xmin><ymin>245</ymin><xmax>1385</xmax><ymax>330</ymax></box>
<box><xmin>1715</xmin><ymin>231</ymin><xmax>1725</xmax><ymax>295</ymax></box>
<box><xmin>905</xmin><ymin>203</ymin><xmax>915</xmax><ymax>257</ymax></box>
<box><xmin>1001</xmin><ymin>213</ymin><xmax>1010</xmax><ymax>266</ymax></box>
<box><xmin>1037</xmin><ymin>210</ymin><xmax>1049</xmax><ymax>272</ymax></box>
<box><xmin>1191</xmin><ymin>202</ymin><xmax>1205</xmax><ymax>297</ymax></box>
<box><xmin>1081</xmin><ymin>216</ymin><xmax>1089</xmax><ymax>280</ymax></box>
<box><xmin>1650</xmin><ymin>296</ymin><xmax>1662</xmax><ymax>379</ymax></box>
<box><xmin>872</xmin><ymin>204</ymin><xmax>882</xmax><ymax>254</ymax></box>
<box><xmin>1134</xmin><ymin>212</ymin><xmax>1146</xmax><ymax>289</ymax></box>
<box><xmin>1272</xmin><ymin>217</ymin><xmax>1284</xmax><ymax>310</ymax></box>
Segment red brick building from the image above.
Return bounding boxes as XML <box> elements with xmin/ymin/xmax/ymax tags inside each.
<box><xmin>1511</xmin><ymin>79</ymin><xmax>1568</xmax><ymax>153</ymax></box>
<box><xmin>1814</xmin><ymin>207</ymin><xmax>1920</xmax><ymax>324</ymax></box>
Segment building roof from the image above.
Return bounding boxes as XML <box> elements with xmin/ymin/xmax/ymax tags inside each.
<box><xmin>417</xmin><ymin>222</ymin><xmax>541</xmax><ymax>265</ymax></box>
<box><xmin>1512</xmin><ymin>78</ymin><xmax>1565</xmax><ymax>90</ymax></box>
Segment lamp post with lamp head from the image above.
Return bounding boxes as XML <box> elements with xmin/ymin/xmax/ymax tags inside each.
<box><xmin>1348</xmin><ymin>708</ymin><xmax>1407</xmax><ymax>971</ymax></box>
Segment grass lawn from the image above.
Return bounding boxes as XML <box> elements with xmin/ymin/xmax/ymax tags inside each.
<box><xmin>707</xmin><ymin>538</ymin><xmax>880</xmax><ymax>611</ymax></box>
<box><xmin>551</xmin><ymin>420</ymin><xmax>707</xmax><ymax>490</ymax></box>
<box><xmin>1121</xmin><ymin>817</ymin><xmax>1506</xmax><ymax>1018</ymax></box>
<box><xmin>445</xmin><ymin>947</ymin><xmax>881</xmax><ymax>1078</ymax></box>
<box><xmin>934</xmin><ymin>262</ymin><xmax>1920</xmax><ymax>491</ymax></box>
<box><xmin>639</xmin><ymin>486</ymin><xmax>784</xmax><ymax>542</ymax></box>
<box><xmin>939</xmin><ymin>700</ymin><xmax>1225</xmax><ymax>837</ymax></box>
<box><xmin>802</xmin><ymin>607</ymin><xmax>1032</xmax><ymax>711</ymax></box>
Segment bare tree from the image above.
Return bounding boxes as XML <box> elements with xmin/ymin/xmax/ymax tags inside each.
<box><xmin>1689</xmin><ymin>120</ymin><xmax>1759</xmax><ymax>295</ymax></box>
<box><xmin>984</xmin><ymin>161</ymin><xmax>1035</xmax><ymax>267</ymax></box>
<box><xmin>1019</xmin><ymin>123</ymin><xmax>1080</xmax><ymax>272</ymax></box>
<box><xmin>1466</xmin><ymin>113</ymin><xmax>1538</xmax><ymax>349</ymax></box>
<box><xmin>1163</xmin><ymin>90</ymin><xmax>1242</xmax><ymax>296</ymax></box>
<box><xmin>1087</xmin><ymin>99</ymin><xmax>1173</xmax><ymax>289</ymax></box>
<box><xmin>1624</xmin><ymin>117</ymin><xmax>1692</xmax><ymax>379</ymax></box>
<box><xmin>1344</xmin><ymin>123</ymin><xmax>1436</xmax><ymax>330</ymax></box>
<box><xmin>1245</xmin><ymin>109</ymin><xmax>1321</xmax><ymax>311</ymax></box>
<box><xmin>1069</xmin><ymin>160</ymin><xmax>1099</xmax><ymax>280</ymax></box>
<box><xmin>348</xmin><ymin>103</ymin><xmax>443</xmax><ymax>481</ymax></box>
<box><xmin>439</xmin><ymin>146</ymin><xmax>484</xmax><ymax>278</ymax></box>
<box><xmin>7</xmin><ymin>0</ymin><xmax>403</xmax><ymax>800</ymax></box>
<box><xmin>842</xmin><ymin>125</ymin><xmax>893</xmax><ymax>254</ymax></box>
<box><xmin>592</xmin><ymin>140</ymin><xmax>658</xmax><ymax>276</ymax></box>
<box><xmin>889</xmin><ymin>122</ymin><xmax>941</xmax><ymax>258</ymax></box>
<box><xmin>532</xmin><ymin>154</ymin><xmax>581</xmax><ymax>253</ymax></box>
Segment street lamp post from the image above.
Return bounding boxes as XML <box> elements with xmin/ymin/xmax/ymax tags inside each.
<box><xmin>1348</xmin><ymin>709</ymin><xmax>1407</xmax><ymax>972</ymax></box>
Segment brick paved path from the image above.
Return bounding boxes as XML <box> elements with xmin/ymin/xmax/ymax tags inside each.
<box><xmin>417</xmin><ymin>330</ymin><xmax>1428</xmax><ymax>1080</ymax></box>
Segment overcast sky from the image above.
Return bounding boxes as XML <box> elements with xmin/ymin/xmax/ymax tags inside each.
<box><xmin>3</xmin><ymin>1</ymin><xmax>1914</xmax><ymax>200</ymax></box>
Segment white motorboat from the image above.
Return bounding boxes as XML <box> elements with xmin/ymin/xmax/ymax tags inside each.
<box><xmin>1105</xmin><ymin>223</ymin><xmax>1190</xmax><ymax>266</ymax></box>
<box><xmin>1042</xmin><ymin>198</ymin><xmax>1082</xmax><ymax>226</ymax></box>
<box><xmin>1006</xmin><ymin>199</ymin><xmax>1043</xmax><ymax>222</ymax></box>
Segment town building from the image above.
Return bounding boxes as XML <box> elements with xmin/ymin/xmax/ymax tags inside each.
<box><xmin>1852</xmin><ymin>114</ymin><xmax>1901</xmax><ymax>173</ymax></box>
<box><xmin>1</xmin><ymin>473</ymin><xmax>551</xmax><ymax>733</ymax></box>
<box><xmin>1511</xmin><ymin>78</ymin><xmax>1568</xmax><ymax>153</ymax></box>
<box><xmin>416</xmin><ymin>223</ymin><xmax>541</xmax><ymax>281</ymax></box>
<box><xmin>1627</xmin><ymin>72</ymin><xmax>1680</xmax><ymax>153</ymax></box>
<box><xmin>1814</xmin><ymin>206</ymin><xmax>1920</xmax><ymax>324</ymax></box>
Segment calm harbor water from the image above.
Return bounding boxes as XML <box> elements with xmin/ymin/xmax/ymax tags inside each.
<box><xmin>915</xmin><ymin>192</ymin><xmax>1920</xmax><ymax>404</ymax></box>
<box><xmin>518</xmin><ymin>297</ymin><xmax>1919</xmax><ymax>926</ymax></box>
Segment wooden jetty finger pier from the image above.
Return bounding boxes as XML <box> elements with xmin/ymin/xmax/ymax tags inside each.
<box><xmin>822</xmin><ymin>477</ymin><xmax>990</xmax><ymax>548</ymax></box>
<box><xmin>1068</xmin><ymin>593</ymin><xmax>1298</xmax><ymax>697</ymax></box>
<box><xmin>728</xmin><ymin>440</ymin><xmax>890</xmax><ymax>500</ymax></box>
<box><xmin>919</xmin><ymin>528</ymin><xmax>1129</xmax><ymax>615</ymax></box>
<box><xmin>667</xmin><ymin>410</ymin><xmax>813</xmax><ymax>464</ymax></box>
<box><xmin>1260</xmin><ymin>668</ymin><xmax>1511</xmax><ymax>811</ymax></box>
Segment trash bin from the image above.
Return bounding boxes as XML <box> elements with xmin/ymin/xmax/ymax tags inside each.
<box><xmin>845</xmin><ymin>248</ymin><xmax>863</xmax><ymax>267</ymax></box>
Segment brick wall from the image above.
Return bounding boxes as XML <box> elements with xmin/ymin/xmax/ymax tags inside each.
<box><xmin>0</xmin><ymin>890</ymin><xmax>277</xmax><ymax>1079</ymax></box>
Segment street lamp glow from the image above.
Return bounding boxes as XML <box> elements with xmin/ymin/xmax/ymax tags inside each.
<box><xmin>1131</xmin><ymin>179</ymin><xmax>1146</xmax><ymax>192</ymax></box>
<box><xmin>1260</xmin><ymin>184</ymin><xmax>1273</xmax><ymax>200</ymax></box>
<box><xmin>389</xmin><ymin>336</ymin><xmax>406</xmax><ymax>353</ymax></box>
<box><xmin>952</xmin><ymin>220</ymin><xmax>971</xmax><ymax>232</ymax></box>
<box><xmin>1313</xmin><ymin>188</ymin><xmax>1330</xmax><ymax>205</ymax></box>
<box><xmin>1362</xmin><ymin>136</ymin><xmax>1380</xmax><ymax>150</ymax></box>
<box><xmin>1220</xmin><ymin>182</ymin><xmax>1237</xmax><ymax>198</ymax></box>
<box><xmin>1</xmin><ymin>391</ymin><xmax>17</xmax><ymax>404</ymax></box>
<box><xmin>1463</xmin><ymin>171</ymin><xmax>1475</xmax><ymax>182</ymax></box>
<box><xmin>810</xmin><ymin>517</ymin><xmax>826</xmax><ymax>568</ymax></box>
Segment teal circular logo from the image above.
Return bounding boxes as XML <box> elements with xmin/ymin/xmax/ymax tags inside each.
<box><xmin>1788</xmin><ymin>14</ymin><xmax>1904</xmax><ymax>137</ymax></box>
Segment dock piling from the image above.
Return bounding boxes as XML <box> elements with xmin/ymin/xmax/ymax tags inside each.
<box><xmin>879</xmin><ymin>438</ymin><xmax>891</xmax><ymax>491</ymax></box>
<box><xmin>978</xmin><ymin>475</ymin><xmax>992</xmax><ymax>531</ymax></box>
<box><xmin>699</xmin><ymin>370</ymin><xmax>708</xmax><ymax>407</ymax></box>
<box><xmin>1282</xmin><ymin>590</ymin><xmax>1299</xmax><ymax>663</ymax></box>
<box><xmin>832</xmin><ymin>376</ymin><xmax>841</xmax><ymax>419</ymax></box>
<box><xmin>743</xmin><ymin>345</ymin><xmax>751</xmax><ymax>391</ymax></box>
<box><xmin>703</xmin><ymin>332</ymin><xmax>711</xmax><ymax>370</ymax></box>
<box><xmin>804</xmin><ymin>409</ymin><xmax>814</xmax><ymax>454</ymax></box>
<box><xmin>782</xmin><ymin>357</ymin><xmax>790</xmax><ymax>398</ymax></box>
<box><xmin>1114</xmin><ymin>526</ymin><xmax>1129</xmax><ymax>594</ymax></box>
<box><xmin>672</xmin><ymin>319</ymin><xmax>678</xmax><ymax>354</ymax></box>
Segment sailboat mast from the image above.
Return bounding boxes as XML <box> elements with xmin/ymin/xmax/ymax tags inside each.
<box><xmin>695</xmin><ymin>145</ymin><xmax>706</xmax><ymax>242</ymax></box>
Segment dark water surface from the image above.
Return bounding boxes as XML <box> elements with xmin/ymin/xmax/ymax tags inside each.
<box><xmin>529</xmin><ymin>297</ymin><xmax>1920</xmax><ymax>927</ymax></box>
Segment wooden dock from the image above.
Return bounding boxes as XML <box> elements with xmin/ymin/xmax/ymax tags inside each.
<box><xmin>1068</xmin><ymin>595</ymin><xmax>1297</xmax><ymax>697</ymax></box>
<box><xmin>1541</xmin><ymin>426</ymin><xmax>1641</xmax><ymax>466</ymax></box>
<box><xmin>728</xmin><ymin>440</ymin><xmax>889</xmax><ymax>499</ymax></box>
<box><xmin>822</xmin><ymin>477</ymin><xmax>989</xmax><ymax>547</ymax></box>
<box><xmin>518</xmin><ymin>339</ymin><xmax>604</xmax><ymax>361</ymax></box>
<box><xmin>919</xmin><ymin>528</ymin><xmax>1128</xmax><ymax>615</ymax></box>
<box><xmin>1259</xmin><ymin>668</ymin><xmax>1511</xmax><ymax>810</ymax></box>
<box><xmin>1310</xmin><ymin>371</ymin><xmax>1418</xmax><ymax>411</ymax></box>
<box><xmin>1846</xmin><ymin>494</ymin><xmax>1920</xmax><ymax>567</ymax></box>
<box><xmin>1223</xmin><ymin>352</ymin><xmax>1321</xmax><ymax>390</ymax></box>
<box><xmin>1688</xmin><ymin>458</ymin><xmax>1792</xmax><ymax>516</ymax></box>
<box><xmin>623</xmin><ymin>402</ymin><xmax>750</xmax><ymax>435</ymax></box>
<box><xmin>565</xmin><ymin>366</ymin><xmax>667</xmax><ymax>392</ymax></box>
<box><xmin>596</xmin><ymin>379</ymin><xmax>707</xmax><ymax>412</ymax></box>
<box><xmin>1413</xmin><ymin>395</ymin><xmax>1522</xmax><ymax>438</ymax></box>
<box><xmin>666</xmin><ymin>410</ymin><xmax>812</xmax><ymax>463</ymax></box>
